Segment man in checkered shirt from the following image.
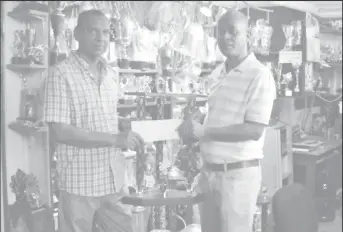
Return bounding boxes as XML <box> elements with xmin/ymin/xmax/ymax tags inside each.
<box><xmin>179</xmin><ymin>10</ymin><xmax>276</xmax><ymax>232</ymax></box>
<box><xmin>44</xmin><ymin>10</ymin><xmax>144</xmax><ymax>232</ymax></box>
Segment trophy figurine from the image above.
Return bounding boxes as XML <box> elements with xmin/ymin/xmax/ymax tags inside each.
<box><xmin>11</xmin><ymin>30</ymin><xmax>26</xmax><ymax>64</ymax></box>
<box><xmin>282</xmin><ymin>24</ymin><xmax>294</xmax><ymax>51</ymax></box>
<box><xmin>50</xmin><ymin>2</ymin><xmax>67</xmax><ymax>65</ymax></box>
<box><xmin>292</xmin><ymin>62</ymin><xmax>302</xmax><ymax>94</ymax></box>
<box><xmin>260</xmin><ymin>23</ymin><xmax>273</xmax><ymax>55</ymax></box>
<box><xmin>25</xmin><ymin>24</ymin><xmax>37</xmax><ymax>64</ymax></box>
<box><xmin>292</xmin><ymin>20</ymin><xmax>302</xmax><ymax>47</ymax></box>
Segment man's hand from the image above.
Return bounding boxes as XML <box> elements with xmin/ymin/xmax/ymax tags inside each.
<box><xmin>114</xmin><ymin>131</ymin><xmax>145</xmax><ymax>150</ymax></box>
<box><xmin>177</xmin><ymin>119</ymin><xmax>205</xmax><ymax>140</ymax></box>
<box><xmin>118</xmin><ymin>117</ymin><xmax>131</xmax><ymax>132</ymax></box>
<box><xmin>192</xmin><ymin>119</ymin><xmax>205</xmax><ymax>138</ymax></box>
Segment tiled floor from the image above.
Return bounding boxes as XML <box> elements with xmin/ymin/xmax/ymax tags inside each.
<box><xmin>319</xmin><ymin>210</ymin><xmax>342</xmax><ymax>232</ymax></box>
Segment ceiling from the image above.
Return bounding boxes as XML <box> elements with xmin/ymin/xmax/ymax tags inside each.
<box><xmin>309</xmin><ymin>1</ymin><xmax>342</xmax><ymax>18</ymax></box>
<box><xmin>212</xmin><ymin>1</ymin><xmax>342</xmax><ymax>19</ymax></box>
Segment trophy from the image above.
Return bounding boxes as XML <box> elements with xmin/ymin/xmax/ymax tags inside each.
<box><xmin>155</xmin><ymin>77</ymin><xmax>167</xmax><ymax>93</ymax></box>
<box><xmin>20</xmin><ymin>89</ymin><xmax>38</xmax><ymax>122</ymax></box>
<box><xmin>282</xmin><ymin>24</ymin><xmax>294</xmax><ymax>51</ymax></box>
<box><xmin>115</xmin><ymin>3</ymin><xmax>138</xmax><ymax>68</ymax></box>
<box><xmin>281</xmin><ymin>72</ymin><xmax>293</xmax><ymax>96</ymax></box>
<box><xmin>25</xmin><ymin>26</ymin><xmax>36</xmax><ymax>64</ymax></box>
<box><xmin>292</xmin><ymin>20</ymin><xmax>302</xmax><ymax>46</ymax></box>
<box><xmin>260</xmin><ymin>22</ymin><xmax>273</xmax><ymax>55</ymax></box>
<box><xmin>50</xmin><ymin>2</ymin><xmax>67</xmax><ymax>65</ymax></box>
<box><xmin>10</xmin><ymin>169</ymin><xmax>42</xmax><ymax>209</ymax></box>
<box><xmin>248</xmin><ymin>23</ymin><xmax>260</xmax><ymax>53</ymax></box>
<box><xmin>292</xmin><ymin>62</ymin><xmax>302</xmax><ymax>94</ymax></box>
<box><xmin>11</xmin><ymin>30</ymin><xmax>26</xmax><ymax>64</ymax></box>
<box><xmin>273</xmin><ymin>63</ymin><xmax>283</xmax><ymax>96</ymax></box>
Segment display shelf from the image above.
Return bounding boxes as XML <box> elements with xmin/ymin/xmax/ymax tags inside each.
<box><xmin>7</xmin><ymin>10</ymin><xmax>47</xmax><ymax>22</ymax></box>
<box><xmin>118</xmin><ymin>68</ymin><xmax>158</xmax><ymax>75</ymax></box>
<box><xmin>125</xmin><ymin>92</ymin><xmax>208</xmax><ymax>99</ymax></box>
<box><xmin>320</xmin><ymin>24</ymin><xmax>342</xmax><ymax>36</ymax></box>
<box><xmin>117</xmin><ymin>98</ymin><xmax>207</xmax><ymax>110</ymax></box>
<box><xmin>12</xmin><ymin>2</ymin><xmax>49</xmax><ymax>13</ymax></box>
<box><xmin>8</xmin><ymin>121</ymin><xmax>48</xmax><ymax>136</ymax></box>
<box><xmin>327</xmin><ymin>62</ymin><xmax>342</xmax><ymax>68</ymax></box>
<box><xmin>121</xmin><ymin>189</ymin><xmax>205</xmax><ymax>207</ymax></box>
<box><xmin>6</xmin><ymin>64</ymin><xmax>47</xmax><ymax>74</ymax></box>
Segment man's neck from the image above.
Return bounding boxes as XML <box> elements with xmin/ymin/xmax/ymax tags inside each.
<box><xmin>77</xmin><ymin>49</ymin><xmax>99</xmax><ymax>65</ymax></box>
<box><xmin>225</xmin><ymin>52</ymin><xmax>248</xmax><ymax>72</ymax></box>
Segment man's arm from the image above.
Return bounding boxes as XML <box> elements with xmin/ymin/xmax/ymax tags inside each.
<box><xmin>50</xmin><ymin>123</ymin><xmax>116</xmax><ymax>148</ymax></box>
<box><xmin>44</xmin><ymin>70</ymin><xmax>116</xmax><ymax>148</ymax></box>
<box><xmin>202</xmin><ymin>70</ymin><xmax>276</xmax><ymax>142</ymax></box>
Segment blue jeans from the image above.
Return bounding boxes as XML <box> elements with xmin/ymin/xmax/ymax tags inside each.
<box><xmin>198</xmin><ymin>166</ymin><xmax>262</xmax><ymax>232</ymax></box>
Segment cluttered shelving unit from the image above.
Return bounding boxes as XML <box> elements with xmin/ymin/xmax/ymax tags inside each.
<box><xmin>4</xmin><ymin>1</ymin><xmax>54</xmax><ymax>232</ymax></box>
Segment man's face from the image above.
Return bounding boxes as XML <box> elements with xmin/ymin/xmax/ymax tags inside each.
<box><xmin>217</xmin><ymin>19</ymin><xmax>247</xmax><ymax>57</ymax></box>
<box><xmin>77</xmin><ymin>15</ymin><xmax>110</xmax><ymax>58</ymax></box>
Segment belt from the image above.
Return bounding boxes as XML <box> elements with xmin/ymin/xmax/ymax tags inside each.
<box><xmin>204</xmin><ymin>159</ymin><xmax>260</xmax><ymax>172</ymax></box>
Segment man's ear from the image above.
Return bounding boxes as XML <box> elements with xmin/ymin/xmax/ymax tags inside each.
<box><xmin>74</xmin><ymin>27</ymin><xmax>80</xmax><ymax>42</ymax></box>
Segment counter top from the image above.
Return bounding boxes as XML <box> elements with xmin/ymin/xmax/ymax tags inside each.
<box><xmin>293</xmin><ymin>136</ymin><xmax>342</xmax><ymax>158</ymax></box>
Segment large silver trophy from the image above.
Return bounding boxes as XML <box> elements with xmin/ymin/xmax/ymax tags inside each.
<box><xmin>282</xmin><ymin>24</ymin><xmax>294</xmax><ymax>51</ymax></box>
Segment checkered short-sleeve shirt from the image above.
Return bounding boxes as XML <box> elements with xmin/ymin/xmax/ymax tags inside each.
<box><xmin>200</xmin><ymin>53</ymin><xmax>276</xmax><ymax>163</ymax></box>
<box><xmin>44</xmin><ymin>51</ymin><xmax>119</xmax><ymax>197</ymax></box>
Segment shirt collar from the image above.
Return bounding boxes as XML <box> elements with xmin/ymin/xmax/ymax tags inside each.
<box><xmin>222</xmin><ymin>52</ymin><xmax>257</xmax><ymax>74</ymax></box>
<box><xmin>71</xmin><ymin>50</ymin><xmax>109</xmax><ymax>71</ymax></box>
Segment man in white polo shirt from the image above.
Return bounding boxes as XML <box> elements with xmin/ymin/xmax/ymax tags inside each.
<box><xmin>179</xmin><ymin>10</ymin><xmax>276</xmax><ymax>232</ymax></box>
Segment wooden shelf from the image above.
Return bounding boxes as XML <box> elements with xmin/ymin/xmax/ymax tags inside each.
<box><xmin>8</xmin><ymin>121</ymin><xmax>48</xmax><ymax>136</ymax></box>
<box><xmin>7</xmin><ymin>64</ymin><xmax>47</xmax><ymax>74</ymax></box>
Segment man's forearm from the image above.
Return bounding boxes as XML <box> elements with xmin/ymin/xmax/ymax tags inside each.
<box><xmin>51</xmin><ymin>123</ymin><xmax>116</xmax><ymax>148</ymax></box>
<box><xmin>203</xmin><ymin>123</ymin><xmax>262</xmax><ymax>142</ymax></box>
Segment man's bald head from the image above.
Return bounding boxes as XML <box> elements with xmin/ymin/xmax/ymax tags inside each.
<box><xmin>217</xmin><ymin>9</ymin><xmax>248</xmax><ymax>31</ymax></box>
<box><xmin>216</xmin><ymin>9</ymin><xmax>249</xmax><ymax>58</ymax></box>
<box><xmin>76</xmin><ymin>9</ymin><xmax>108</xmax><ymax>29</ymax></box>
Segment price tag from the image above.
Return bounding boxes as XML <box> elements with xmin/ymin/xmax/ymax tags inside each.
<box><xmin>279</xmin><ymin>51</ymin><xmax>303</xmax><ymax>64</ymax></box>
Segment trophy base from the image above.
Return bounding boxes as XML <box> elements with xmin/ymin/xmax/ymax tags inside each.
<box><xmin>11</xmin><ymin>57</ymin><xmax>32</xmax><ymax>65</ymax></box>
<box><xmin>202</xmin><ymin>62</ymin><xmax>216</xmax><ymax>70</ymax></box>
<box><xmin>130</xmin><ymin>61</ymin><xmax>156</xmax><ymax>70</ymax></box>
<box><xmin>118</xmin><ymin>59</ymin><xmax>130</xmax><ymax>69</ymax></box>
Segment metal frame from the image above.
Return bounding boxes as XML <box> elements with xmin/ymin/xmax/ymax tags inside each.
<box><xmin>1</xmin><ymin>1</ymin><xmax>10</xmax><ymax>231</ymax></box>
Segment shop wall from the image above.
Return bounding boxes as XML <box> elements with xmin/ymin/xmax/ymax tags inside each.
<box><xmin>2</xmin><ymin>1</ymin><xmax>48</xmax><ymax>205</ymax></box>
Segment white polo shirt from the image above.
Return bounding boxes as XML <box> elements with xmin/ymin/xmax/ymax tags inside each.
<box><xmin>200</xmin><ymin>53</ymin><xmax>276</xmax><ymax>164</ymax></box>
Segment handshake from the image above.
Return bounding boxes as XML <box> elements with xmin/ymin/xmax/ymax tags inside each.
<box><xmin>177</xmin><ymin>108</ymin><xmax>206</xmax><ymax>142</ymax></box>
<box><xmin>115</xmin><ymin>118</ymin><xmax>145</xmax><ymax>151</ymax></box>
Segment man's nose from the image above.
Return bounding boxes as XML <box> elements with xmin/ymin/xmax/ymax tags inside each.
<box><xmin>223</xmin><ymin>31</ymin><xmax>233</xmax><ymax>40</ymax></box>
<box><xmin>95</xmin><ymin>32</ymin><xmax>105</xmax><ymax>41</ymax></box>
